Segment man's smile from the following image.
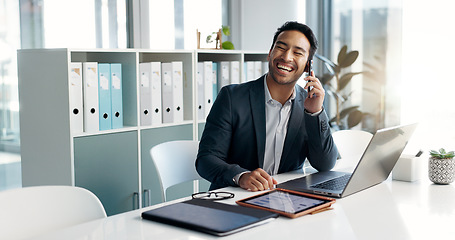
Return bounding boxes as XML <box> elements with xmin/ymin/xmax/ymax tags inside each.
<box><xmin>276</xmin><ymin>63</ymin><xmax>294</xmax><ymax>72</ymax></box>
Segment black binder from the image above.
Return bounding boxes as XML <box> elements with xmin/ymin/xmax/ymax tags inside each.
<box><xmin>141</xmin><ymin>198</ymin><xmax>279</xmax><ymax>236</ymax></box>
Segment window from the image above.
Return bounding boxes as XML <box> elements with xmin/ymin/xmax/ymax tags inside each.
<box><xmin>0</xmin><ymin>0</ymin><xmax>127</xmax><ymax>151</ymax></box>
<box><xmin>183</xmin><ymin>0</ymin><xmax>222</xmax><ymax>49</ymax></box>
<box><xmin>317</xmin><ymin>0</ymin><xmax>403</xmax><ymax>132</ymax></box>
<box><xmin>0</xmin><ymin>0</ymin><xmax>20</xmax><ymax>150</ymax></box>
<box><xmin>42</xmin><ymin>0</ymin><xmax>127</xmax><ymax>48</ymax></box>
<box><xmin>146</xmin><ymin>0</ymin><xmax>222</xmax><ymax>49</ymax></box>
<box><xmin>401</xmin><ymin>0</ymin><xmax>455</xmax><ymax>150</ymax></box>
<box><xmin>321</xmin><ymin>0</ymin><xmax>455</xmax><ymax>151</ymax></box>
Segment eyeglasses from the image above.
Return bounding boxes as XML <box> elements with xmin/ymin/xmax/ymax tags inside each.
<box><xmin>191</xmin><ymin>191</ymin><xmax>235</xmax><ymax>200</ymax></box>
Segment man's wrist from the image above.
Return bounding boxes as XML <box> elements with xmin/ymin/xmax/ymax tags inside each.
<box><xmin>305</xmin><ymin>107</ymin><xmax>324</xmax><ymax>116</ymax></box>
<box><xmin>233</xmin><ymin>171</ymin><xmax>249</xmax><ymax>185</ymax></box>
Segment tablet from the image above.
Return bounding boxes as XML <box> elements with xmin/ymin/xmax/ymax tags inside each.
<box><xmin>236</xmin><ymin>188</ymin><xmax>336</xmax><ymax>218</ymax></box>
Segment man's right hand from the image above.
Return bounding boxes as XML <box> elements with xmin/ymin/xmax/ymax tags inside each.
<box><xmin>238</xmin><ymin>168</ymin><xmax>277</xmax><ymax>191</ymax></box>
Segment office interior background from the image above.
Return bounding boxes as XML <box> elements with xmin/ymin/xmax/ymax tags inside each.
<box><xmin>0</xmin><ymin>0</ymin><xmax>454</xmax><ymax>192</ymax></box>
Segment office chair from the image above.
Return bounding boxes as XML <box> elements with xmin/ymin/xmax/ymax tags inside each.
<box><xmin>0</xmin><ymin>185</ymin><xmax>106</xmax><ymax>239</ymax></box>
<box><xmin>332</xmin><ymin>129</ymin><xmax>373</xmax><ymax>170</ymax></box>
<box><xmin>150</xmin><ymin>140</ymin><xmax>202</xmax><ymax>202</ymax></box>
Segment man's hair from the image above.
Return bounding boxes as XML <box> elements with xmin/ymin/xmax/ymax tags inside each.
<box><xmin>270</xmin><ymin>21</ymin><xmax>318</xmax><ymax>61</ymax></box>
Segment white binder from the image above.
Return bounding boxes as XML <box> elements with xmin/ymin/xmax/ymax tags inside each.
<box><xmin>203</xmin><ymin>61</ymin><xmax>213</xmax><ymax>118</ymax></box>
<box><xmin>196</xmin><ymin>62</ymin><xmax>205</xmax><ymax>120</ymax></box>
<box><xmin>140</xmin><ymin>62</ymin><xmax>162</xmax><ymax>126</ymax></box>
<box><xmin>230</xmin><ymin>61</ymin><xmax>240</xmax><ymax>84</ymax></box>
<box><xmin>171</xmin><ymin>61</ymin><xmax>184</xmax><ymax>123</ymax></box>
<box><xmin>161</xmin><ymin>63</ymin><xmax>173</xmax><ymax>123</ymax></box>
<box><xmin>212</xmin><ymin>62</ymin><xmax>218</xmax><ymax>102</ymax></box>
<box><xmin>244</xmin><ymin>61</ymin><xmax>255</xmax><ymax>83</ymax></box>
<box><xmin>82</xmin><ymin>62</ymin><xmax>99</xmax><ymax>132</ymax></box>
<box><xmin>150</xmin><ymin>62</ymin><xmax>163</xmax><ymax>126</ymax></box>
<box><xmin>69</xmin><ymin>62</ymin><xmax>83</xmax><ymax>134</ymax></box>
<box><xmin>262</xmin><ymin>61</ymin><xmax>268</xmax><ymax>75</ymax></box>
<box><xmin>140</xmin><ymin>62</ymin><xmax>152</xmax><ymax>126</ymax></box>
<box><xmin>162</xmin><ymin>62</ymin><xmax>184</xmax><ymax>123</ymax></box>
<box><xmin>110</xmin><ymin>63</ymin><xmax>123</xmax><ymax>129</ymax></box>
<box><xmin>217</xmin><ymin>61</ymin><xmax>230</xmax><ymax>91</ymax></box>
<box><xmin>254</xmin><ymin>61</ymin><xmax>263</xmax><ymax>78</ymax></box>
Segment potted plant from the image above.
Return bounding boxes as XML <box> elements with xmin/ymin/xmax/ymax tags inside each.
<box><xmin>198</xmin><ymin>26</ymin><xmax>235</xmax><ymax>50</ymax></box>
<box><xmin>314</xmin><ymin>45</ymin><xmax>365</xmax><ymax>130</ymax></box>
<box><xmin>428</xmin><ymin>148</ymin><xmax>455</xmax><ymax>184</ymax></box>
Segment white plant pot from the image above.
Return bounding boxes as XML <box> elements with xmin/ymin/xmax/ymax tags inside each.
<box><xmin>428</xmin><ymin>157</ymin><xmax>455</xmax><ymax>184</ymax></box>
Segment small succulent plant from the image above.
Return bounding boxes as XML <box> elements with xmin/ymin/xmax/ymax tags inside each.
<box><xmin>429</xmin><ymin>148</ymin><xmax>455</xmax><ymax>159</ymax></box>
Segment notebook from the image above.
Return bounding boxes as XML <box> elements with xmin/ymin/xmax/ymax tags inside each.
<box><xmin>277</xmin><ymin>123</ymin><xmax>417</xmax><ymax>198</ymax></box>
<box><xmin>141</xmin><ymin>198</ymin><xmax>279</xmax><ymax>236</ymax></box>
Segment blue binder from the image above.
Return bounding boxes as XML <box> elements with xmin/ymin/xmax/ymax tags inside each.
<box><xmin>212</xmin><ymin>62</ymin><xmax>218</xmax><ymax>101</ymax></box>
<box><xmin>110</xmin><ymin>63</ymin><xmax>123</xmax><ymax>129</ymax></box>
<box><xmin>98</xmin><ymin>63</ymin><xmax>112</xmax><ymax>130</ymax></box>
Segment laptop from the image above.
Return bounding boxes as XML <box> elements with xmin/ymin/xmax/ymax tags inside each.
<box><xmin>277</xmin><ymin>123</ymin><xmax>418</xmax><ymax>198</ymax></box>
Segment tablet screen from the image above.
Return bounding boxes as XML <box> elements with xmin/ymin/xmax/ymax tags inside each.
<box><xmin>241</xmin><ymin>189</ymin><xmax>329</xmax><ymax>214</ymax></box>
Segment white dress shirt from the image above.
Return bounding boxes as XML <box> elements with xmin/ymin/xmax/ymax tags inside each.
<box><xmin>262</xmin><ymin>77</ymin><xmax>295</xmax><ymax>175</ymax></box>
<box><xmin>233</xmin><ymin>75</ymin><xmax>322</xmax><ymax>185</ymax></box>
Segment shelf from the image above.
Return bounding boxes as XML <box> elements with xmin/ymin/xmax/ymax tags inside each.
<box><xmin>17</xmin><ymin>48</ymin><xmax>269</xmax><ymax>216</ymax></box>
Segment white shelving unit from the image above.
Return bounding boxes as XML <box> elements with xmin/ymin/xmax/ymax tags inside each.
<box><xmin>17</xmin><ymin>48</ymin><xmax>268</xmax><ymax>215</ymax></box>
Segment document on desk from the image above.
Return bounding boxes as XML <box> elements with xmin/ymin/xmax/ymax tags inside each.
<box><xmin>141</xmin><ymin>199</ymin><xmax>278</xmax><ymax>237</ymax></box>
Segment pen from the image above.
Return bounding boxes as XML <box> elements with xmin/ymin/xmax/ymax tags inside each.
<box><xmin>415</xmin><ymin>150</ymin><xmax>423</xmax><ymax>157</ymax></box>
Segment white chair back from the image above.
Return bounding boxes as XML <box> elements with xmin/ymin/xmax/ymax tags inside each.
<box><xmin>0</xmin><ymin>185</ymin><xmax>106</xmax><ymax>239</ymax></box>
<box><xmin>332</xmin><ymin>130</ymin><xmax>373</xmax><ymax>170</ymax></box>
<box><xmin>150</xmin><ymin>140</ymin><xmax>202</xmax><ymax>201</ymax></box>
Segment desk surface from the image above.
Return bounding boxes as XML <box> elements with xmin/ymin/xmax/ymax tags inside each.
<box><xmin>33</xmin><ymin>168</ymin><xmax>455</xmax><ymax>240</ymax></box>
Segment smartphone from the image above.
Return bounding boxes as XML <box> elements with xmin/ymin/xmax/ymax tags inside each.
<box><xmin>307</xmin><ymin>59</ymin><xmax>313</xmax><ymax>76</ymax></box>
<box><xmin>307</xmin><ymin>60</ymin><xmax>313</xmax><ymax>95</ymax></box>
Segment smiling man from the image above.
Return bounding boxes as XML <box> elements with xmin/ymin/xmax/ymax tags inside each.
<box><xmin>196</xmin><ymin>21</ymin><xmax>338</xmax><ymax>191</ymax></box>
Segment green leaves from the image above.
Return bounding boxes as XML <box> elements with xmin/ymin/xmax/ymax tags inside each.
<box><xmin>222</xmin><ymin>25</ymin><xmax>231</xmax><ymax>36</ymax></box>
<box><xmin>338</xmin><ymin>72</ymin><xmax>363</xmax><ymax>91</ymax></box>
<box><xmin>315</xmin><ymin>45</ymin><xmax>365</xmax><ymax>129</ymax></box>
<box><xmin>337</xmin><ymin>45</ymin><xmax>359</xmax><ymax>68</ymax></box>
<box><xmin>347</xmin><ymin>110</ymin><xmax>363</xmax><ymax>129</ymax></box>
<box><xmin>430</xmin><ymin>148</ymin><xmax>455</xmax><ymax>159</ymax></box>
<box><xmin>221</xmin><ymin>41</ymin><xmax>234</xmax><ymax>50</ymax></box>
<box><xmin>221</xmin><ymin>26</ymin><xmax>234</xmax><ymax>49</ymax></box>
<box><xmin>328</xmin><ymin>106</ymin><xmax>365</xmax><ymax>130</ymax></box>
<box><xmin>206</xmin><ymin>34</ymin><xmax>214</xmax><ymax>43</ymax></box>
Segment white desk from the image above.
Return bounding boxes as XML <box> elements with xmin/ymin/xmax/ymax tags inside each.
<box><xmin>32</xmin><ymin>168</ymin><xmax>455</xmax><ymax>240</ymax></box>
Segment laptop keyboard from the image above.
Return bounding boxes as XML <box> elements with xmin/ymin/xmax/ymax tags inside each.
<box><xmin>311</xmin><ymin>174</ymin><xmax>351</xmax><ymax>191</ymax></box>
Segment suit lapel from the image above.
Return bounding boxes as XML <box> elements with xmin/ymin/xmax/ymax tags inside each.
<box><xmin>279</xmin><ymin>87</ymin><xmax>305</xmax><ymax>170</ymax></box>
<box><xmin>250</xmin><ymin>77</ymin><xmax>266</xmax><ymax>168</ymax></box>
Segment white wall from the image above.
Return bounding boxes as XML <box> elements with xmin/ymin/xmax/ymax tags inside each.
<box><xmin>231</xmin><ymin>0</ymin><xmax>305</xmax><ymax>51</ymax></box>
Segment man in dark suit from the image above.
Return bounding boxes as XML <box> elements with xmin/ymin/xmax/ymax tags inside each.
<box><xmin>196</xmin><ymin>21</ymin><xmax>338</xmax><ymax>191</ymax></box>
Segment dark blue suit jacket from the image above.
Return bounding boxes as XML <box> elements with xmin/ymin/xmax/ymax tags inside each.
<box><xmin>196</xmin><ymin>76</ymin><xmax>338</xmax><ymax>190</ymax></box>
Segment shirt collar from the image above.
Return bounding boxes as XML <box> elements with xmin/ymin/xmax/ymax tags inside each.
<box><xmin>263</xmin><ymin>74</ymin><xmax>296</xmax><ymax>104</ymax></box>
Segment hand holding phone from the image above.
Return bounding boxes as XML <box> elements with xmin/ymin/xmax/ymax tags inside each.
<box><xmin>304</xmin><ymin>59</ymin><xmax>325</xmax><ymax>113</ymax></box>
<box><xmin>307</xmin><ymin>60</ymin><xmax>313</xmax><ymax>96</ymax></box>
